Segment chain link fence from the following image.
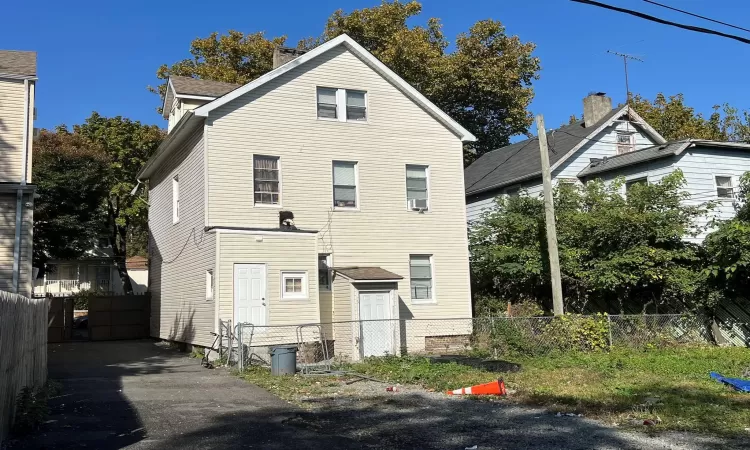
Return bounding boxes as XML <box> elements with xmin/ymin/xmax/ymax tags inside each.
<box><xmin>217</xmin><ymin>314</ymin><xmax>712</xmax><ymax>371</ymax></box>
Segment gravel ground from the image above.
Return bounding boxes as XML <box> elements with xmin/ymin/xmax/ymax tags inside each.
<box><xmin>280</xmin><ymin>376</ymin><xmax>748</xmax><ymax>450</ymax></box>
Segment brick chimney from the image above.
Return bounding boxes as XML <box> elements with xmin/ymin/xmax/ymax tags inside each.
<box><xmin>583</xmin><ymin>92</ymin><xmax>612</xmax><ymax>128</ymax></box>
<box><xmin>273</xmin><ymin>47</ymin><xmax>307</xmax><ymax>69</ymax></box>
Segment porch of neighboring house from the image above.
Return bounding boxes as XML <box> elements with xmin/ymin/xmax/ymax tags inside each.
<box><xmin>34</xmin><ymin>260</ymin><xmax>119</xmax><ymax>297</ymax></box>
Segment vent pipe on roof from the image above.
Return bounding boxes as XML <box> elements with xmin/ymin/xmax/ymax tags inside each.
<box><xmin>583</xmin><ymin>92</ymin><xmax>612</xmax><ymax>128</ymax></box>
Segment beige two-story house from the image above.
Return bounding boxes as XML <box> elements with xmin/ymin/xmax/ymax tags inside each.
<box><xmin>138</xmin><ymin>35</ymin><xmax>475</xmax><ymax>359</ymax></box>
<box><xmin>0</xmin><ymin>51</ymin><xmax>36</xmax><ymax>297</ymax></box>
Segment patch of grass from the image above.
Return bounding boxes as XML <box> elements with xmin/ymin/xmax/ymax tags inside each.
<box><xmin>190</xmin><ymin>347</ymin><xmax>205</xmax><ymax>359</ymax></box>
<box><xmin>349</xmin><ymin>348</ymin><xmax>750</xmax><ymax>437</ymax></box>
<box><xmin>237</xmin><ymin>366</ymin><xmax>339</xmax><ymax>406</ymax></box>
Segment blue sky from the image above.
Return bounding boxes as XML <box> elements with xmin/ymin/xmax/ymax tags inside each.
<box><xmin>2</xmin><ymin>0</ymin><xmax>748</xmax><ymax>136</ymax></box>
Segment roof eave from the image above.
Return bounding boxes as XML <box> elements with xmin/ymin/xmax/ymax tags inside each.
<box><xmin>137</xmin><ymin>112</ymin><xmax>202</xmax><ymax>180</ymax></box>
<box><xmin>0</xmin><ymin>73</ymin><xmax>37</xmax><ymax>81</ymax></box>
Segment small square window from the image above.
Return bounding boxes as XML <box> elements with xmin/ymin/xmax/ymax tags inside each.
<box><xmin>616</xmin><ymin>132</ymin><xmax>634</xmax><ymax>154</ymax></box>
<box><xmin>281</xmin><ymin>271</ymin><xmax>308</xmax><ymax>300</ymax></box>
<box><xmin>716</xmin><ymin>176</ymin><xmax>734</xmax><ymax>199</ymax></box>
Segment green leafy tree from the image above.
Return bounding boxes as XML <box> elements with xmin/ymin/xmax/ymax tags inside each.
<box><xmin>154</xmin><ymin>1</ymin><xmax>541</xmax><ymax>164</ymax></box>
<box><xmin>470</xmin><ymin>172</ymin><xmax>712</xmax><ymax>314</ymax></box>
<box><xmin>631</xmin><ymin>93</ymin><xmax>750</xmax><ymax>142</ymax></box>
<box><xmin>32</xmin><ymin>129</ymin><xmax>110</xmax><ymax>268</ymax></box>
<box><xmin>73</xmin><ymin>113</ymin><xmax>164</xmax><ymax>293</ymax></box>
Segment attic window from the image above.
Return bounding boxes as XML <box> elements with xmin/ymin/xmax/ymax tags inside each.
<box><xmin>616</xmin><ymin>132</ymin><xmax>635</xmax><ymax>154</ymax></box>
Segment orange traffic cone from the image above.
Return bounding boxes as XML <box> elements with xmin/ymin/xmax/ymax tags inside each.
<box><xmin>446</xmin><ymin>379</ymin><xmax>507</xmax><ymax>396</ymax></box>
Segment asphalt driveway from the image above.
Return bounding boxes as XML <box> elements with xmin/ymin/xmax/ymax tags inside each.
<box><xmin>13</xmin><ymin>340</ymin><xmax>359</xmax><ymax>449</ymax></box>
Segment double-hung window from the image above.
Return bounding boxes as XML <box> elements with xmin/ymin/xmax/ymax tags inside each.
<box><xmin>409</xmin><ymin>255</ymin><xmax>433</xmax><ymax>302</ymax></box>
<box><xmin>616</xmin><ymin>132</ymin><xmax>635</xmax><ymax>154</ymax></box>
<box><xmin>406</xmin><ymin>165</ymin><xmax>429</xmax><ymax>211</ymax></box>
<box><xmin>333</xmin><ymin>161</ymin><xmax>358</xmax><ymax>208</ymax></box>
<box><xmin>172</xmin><ymin>175</ymin><xmax>179</xmax><ymax>224</ymax></box>
<box><xmin>318</xmin><ymin>254</ymin><xmax>331</xmax><ymax>291</ymax></box>
<box><xmin>316</xmin><ymin>87</ymin><xmax>367</xmax><ymax>122</ymax></box>
<box><xmin>625</xmin><ymin>177</ymin><xmax>647</xmax><ymax>193</ymax></box>
<box><xmin>253</xmin><ymin>155</ymin><xmax>280</xmax><ymax>205</ymax></box>
<box><xmin>716</xmin><ymin>176</ymin><xmax>734</xmax><ymax>199</ymax></box>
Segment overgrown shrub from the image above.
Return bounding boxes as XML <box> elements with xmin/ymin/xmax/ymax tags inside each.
<box><xmin>540</xmin><ymin>313</ymin><xmax>609</xmax><ymax>351</ymax></box>
<box><xmin>71</xmin><ymin>289</ymin><xmax>94</xmax><ymax>310</ymax></box>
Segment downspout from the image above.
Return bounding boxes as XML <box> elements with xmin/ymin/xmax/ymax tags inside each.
<box><xmin>12</xmin><ymin>79</ymin><xmax>30</xmax><ymax>293</ymax></box>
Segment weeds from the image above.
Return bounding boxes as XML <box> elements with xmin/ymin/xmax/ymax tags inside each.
<box><xmin>12</xmin><ymin>382</ymin><xmax>61</xmax><ymax>435</ymax></box>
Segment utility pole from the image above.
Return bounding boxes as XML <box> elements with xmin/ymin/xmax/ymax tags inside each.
<box><xmin>536</xmin><ymin>115</ymin><xmax>564</xmax><ymax>316</ymax></box>
<box><xmin>607</xmin><ymin>50</ymin><xmax>643</xmax><ymax>107</ymax></box>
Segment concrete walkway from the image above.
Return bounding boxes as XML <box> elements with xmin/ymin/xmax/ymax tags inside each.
<box><xmin>14</xmin><ymin>340</ymin><xmax>359</xmax><ymax>449</ymax></box>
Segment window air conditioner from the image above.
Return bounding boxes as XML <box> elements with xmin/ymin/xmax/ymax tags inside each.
<box><xmin>409</xmin><ymin>198</ymin><xmax>428</xmax><ymax>211</ymax></box>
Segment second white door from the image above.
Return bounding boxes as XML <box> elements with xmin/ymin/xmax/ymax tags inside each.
<box><xmin>234</xmin><ymin>264</ymin><xmax>267</xmax><ymax>325</ymax></box>
<box><xmin>359</xmin><ymin>291</ymin><xmax>392</xmax><ymax>357</ymax></box>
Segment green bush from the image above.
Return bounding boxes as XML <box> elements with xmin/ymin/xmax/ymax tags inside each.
<box><xmin>71</xmin><ymin>289</ymin><xmax>95</xmax><ymax>310</ymax></box>
<box><xmin>541</xmin><ymin>313</ymin><xmax>609</xmax><ymax>351</ymax></box>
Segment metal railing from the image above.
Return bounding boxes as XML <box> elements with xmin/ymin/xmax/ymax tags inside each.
<box><xmin>219</xmin><ymin>314</ymin><xmax>715</xmax><ymax>370</ymax></box>
<box><xmin>33</xmin><ymin>279</ymin><xmax>111</xmax><ymax>297</ymax></box>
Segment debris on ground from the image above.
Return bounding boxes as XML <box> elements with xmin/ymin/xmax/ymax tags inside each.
<box><xmin>446</xmin><ymin>379</ymin><xmax>507</xmax><ymax>396</ymax></box>
<box><xmin>556</xmin><ymin>412</ymin><xmax>583</xmax><ymax>417</ymax></box>
<box><xmin>629</xmin><ymin>416</ymin><xmax>662</xmax><ymax>426</ymax></box>
<box><xmin>710</xmin><ymin>372</ymin><xmax>750</xmax><ymax>392</ymax></box>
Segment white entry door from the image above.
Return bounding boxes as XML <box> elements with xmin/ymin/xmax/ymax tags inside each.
<box><xmin>359</xmin><ymin>291</ymin><xmax>392</xmax><ymax>357</ymax></box>
<box><xmin>234</xmin><ymin>264</ymin><xmax>267</xmax><ymax>325</ymax></box>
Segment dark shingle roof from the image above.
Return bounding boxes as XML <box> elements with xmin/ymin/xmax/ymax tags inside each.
<box><xmin>334</xmin><ymin>267</ymin><xmax>403</xmax><ymax>281</ymax></box>
<box><xmin>465</xmin><ymin>107</ymin><xmax>626</xmax><ymax>196</ymax></box>
<box><xmin>577</xmin><ymin>141</ymin><xmax>690</xmax><ymax>178</ymax></box>
<box><xmin>0</xmin><ymin>50</ymin><xmax>36</xmax><ymax>76</ymax></box>
<box><xmin>170</xmin><ymin>75</ymin><xmax>241</xmax><ymax>97</ymax></box>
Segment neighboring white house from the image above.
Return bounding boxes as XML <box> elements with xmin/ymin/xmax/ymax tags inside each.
<box><xmin>138</xmin><ymin>34</ymin><xmax>476</xmax><ymax>359</ymax></box>
<box><xmin>465</xmin><ymin>93</ymin><xmax>750</xmax><ymax>242</ymax></box>
<box><xmin>0</xmin><ymin>50</ymin><xmax>36</xmax><ymax>297</ymax></box>
<box><xmin>34</xmin><ymin>240</ymin><xmax>149</xmax><ymax>297</ymax></box>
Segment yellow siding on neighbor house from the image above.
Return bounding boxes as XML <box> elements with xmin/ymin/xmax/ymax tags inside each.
<box><xmin>0</xmin><ymin>78</ymin><xmax>31</xmax><ymax>183</ymax></box>
<box><xmin>206</xmin><ymin>45</ymin><xmax>472</xmax><ymax>321</ymax></box>
<box><xmin>0</xmin><ymin>193</ymin><xmax>33</xmax><ymax>296</ymax></box>
<box><xmin>217</xmin><ymin>232</ymin><xmax>319</xmax><ymax>327</ymax></box>
<box><xmin>148</xmin><ymin>128</ymin><xmax>216</xmax><ymax>347</ymax></box>
<box><xmin>331</xmin><ymin>274</ymin><xmax>355</xmax><ymax>359</ymax></box>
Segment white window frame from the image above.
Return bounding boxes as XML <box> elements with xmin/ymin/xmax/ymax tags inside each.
<box><xmin>253</xmin><ymin>155</ymin><xmax>282</xmax><ymax>207</ymax></box>
<box><xmin>405</xmin><ymin>164</ymin><xmax>430</xmax><ymax>211</ymax></box>
<box><xmin>205</xmin><ymin>269</ymin><xmax>214</xmax><ymax>301</ymax></box>
<box><xmin>172</xmin><ymin>175</ymin><xmax>179</xmax><ymax>224</ymax></box>
<box><xmin>714</xmin><ymin>174</ymin><xmax>735</xmax><ymax>200</ymax></box>
<box><xmin>503</xmin><ymin>186</ymin><xmax>520</xmax><ymax>197</ymax></box>
<box><xmin>616</xmin><ymin>131</ymin><xmax>635</xmax><ymax>154</ymax></box>
<box><xmin>281</xmin><ymin>271</ymin><xmax>308</xmax><ymax>300</ymax></box>
<box><xmin>409</xmin><ymin>254</ymin><xmax>435</xmax><ymax>304</ymax></box>
<box><xmin>316</xmin><ymin>87</ymin><xmax>368</xmax><ymax>124</ymax></box>
<box><xmin>332</xmin><ymin>161</ymin><xmax>360</xmax><ymax>210</ymax></box>
<box><xmin>318</xmin><ymin>254</ymin><xmax>331</xmax><ymax>291</ymax></box>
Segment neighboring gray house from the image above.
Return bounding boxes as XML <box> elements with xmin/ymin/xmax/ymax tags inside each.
<box><xmin>0</xmin><ymin>51</ymin><xmax>36</xmax><ymax>297</ymax></box>
<box><xmin>139</xmin><ymin>34</ymin><xmax>476</xmax><ymax>359</ymax></box>
<box><xmin>465</xmin><ymin>93</ymin><xmax>750</xmax><ymax>242</ymax></box>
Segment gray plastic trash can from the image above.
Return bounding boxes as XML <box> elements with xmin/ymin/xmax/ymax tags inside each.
<box><xmin>270</xmin><ymin>345</ymin><xmax>297</xmax><ymax>375</ymax></box>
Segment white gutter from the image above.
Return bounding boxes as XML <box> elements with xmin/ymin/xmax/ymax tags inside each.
<box><xmin>12</xmin><ymin>79</ymin><xmax>31</xmax><ymax>293</ymax></box>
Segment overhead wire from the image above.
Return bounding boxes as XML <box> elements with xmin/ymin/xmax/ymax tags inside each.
<box><xmin>641</xmin><ymin>0</ymin><xmax>750</xmax><ymax>34</ymax></box>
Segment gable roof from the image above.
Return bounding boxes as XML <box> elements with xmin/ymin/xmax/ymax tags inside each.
<box><xmin>464</xmin><ymin>106</ymin><xmax>665</xmax><ymax>196</ymax></box>
<box><xmin>162</xmin><ymin>76</ymin><xmax>242</xmax><ymax>118</ymax></box>
<box><xmin>193</xmin><ymin>34</ymin><xmax>476</xmax><ymax>142</ymax></box>
<box><xmin>578</xmin><ymin>139</ymin><xmax>750</xmax><ymax>178</ymax></box>
<box><xmin>0</xmin><ymin>50</ymin><xmax>36</xmax><ymax>78</ymax></box>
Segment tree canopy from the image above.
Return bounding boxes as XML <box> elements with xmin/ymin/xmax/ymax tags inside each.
<box><xmin>631</xmin><ymin>93</ymin><xmax>750</xmax><ymax>142</ymax></box>
<box><xmin>32</xmin><ymin>129</ymin><xmax>110</xmax><ymax>267</ymax></box>
<box><xmin>470</xmin><ymin>172</ymin><xmax>713</xmax><ymax>315</ymax></box>
<box><xmin>154</xmin><ymin>0</ymin><xmax>541</xmax><ymax>164</ymax></box>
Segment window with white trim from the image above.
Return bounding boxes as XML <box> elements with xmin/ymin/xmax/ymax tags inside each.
<box><xmin>616</xmin><ymin>132</ymin><xmax>635</xmax><ymax>154</ymax></box>
<box><xmin>406</xmin><ymin>165</ymin><xmax>429</xmax><ymax>211</ymax></box>
<box><xmin>206</xmin><ymin>269</ymin><xmax>214</xmax><ymax>301</ymax></box>
<box><xmin>409</xmin><ymin>255</ymin><xmax>433</xmax><ymax>302</ymax></box>
<box><xmin>172</xmin><ymin>175</ymin><xmax>179</xmax><ymax>224</ymax></box>
<box><xmin>625</xmin><ymin>177</ymin><xmax>647</xmax><ymax>193</ymax></box>
<box><xmin>318</xmin><ymin>254</ymin><xmax>331</xmax><ymax>290</ymax></box>
<box><xmin>253</xmin><ymin>155</ymin><xmax>280</xmax><ymax>205</ymax></box>
<box><xmin>333</xmin><ymin>161</ymin><xmax>358</xmax><ymax>208</ymax></box>
<box><xmin>716</xmin><ymin>176</ymin><xmax>734</xmax><ymax>199</ymax></box>
<box><xmin>281</xmin><ymin>271</ymin><xmax>308</xmax><ymax>299</ymax></box>
<box><xmin>316</xmin><ymin>87</ymin><xmax>367</xmax><ymax>122</ymax></box>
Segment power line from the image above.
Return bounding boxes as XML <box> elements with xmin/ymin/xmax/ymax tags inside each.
<box><xmin>571</xmin><ymin>0</ymin><xmax>750</xmax><ymax>45</ymax></box>
<box><xmin>466</xmin><ymin>137</ymin><xmax>538</xmax><ymax>192</ymax></box>
<box><xmin>642</xmin><ymin>0</ymin><xmax>750</xmax><ymax>34</ymax></box>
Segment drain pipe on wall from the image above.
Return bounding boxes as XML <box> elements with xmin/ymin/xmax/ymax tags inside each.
<box><xmin>12</xmin><ymin>79</ymin><xmax>31</xmax><ymax>294</ymax></box>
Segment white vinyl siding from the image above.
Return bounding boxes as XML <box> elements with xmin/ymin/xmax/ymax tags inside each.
<box><xmin>148</xmin><ymin>128</ymin><xmax>216</xmax><ymax>347</ymax></box>
<box><xmin>208</xmin><ymin>45</ymin><xmax>472</xmax><ymax>319</ymax></box>
<box><xmin>253</xmin><ymin>155</ymin><xmax>280</xmax><ymax>205</ymax></box>
<box><xmin>172</xmin><ymin>176</ymin><xmax>179</xmax><ymax>223</ymax></box>
<box><xmin>0</xmin><ymin>193</ymin><xmax>34</xmax><ymax>296</ymax></box>
<box><xmin>0</xmin><ymin>79</ymin><xmax>33</xmax><ymax>183</ymax></box>
<box><xmin>409</xmin><ymin>255</ymin><xmax>433</xmax><ymax>303</ymax></box>
<box><xmin>333</xmin><ymin>161</ymin><xmax>358</xmax><ymax>208</ymax></box>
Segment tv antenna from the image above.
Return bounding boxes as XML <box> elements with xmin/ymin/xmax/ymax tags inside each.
<box><xmin>607</xmin><ymin>50</ymin><xmax>644</xmax><ymax>108</ymax></box>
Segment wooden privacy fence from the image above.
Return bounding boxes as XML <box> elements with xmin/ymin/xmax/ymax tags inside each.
<box><xmin>88</xmin><ymin>294</ymin><xmax>150</xmax><ymax>341</ymax></box>
<box><xmin>0</xmin><ymin>290</ymin><xmax>48</xmax><ymax>442</ymax></box>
